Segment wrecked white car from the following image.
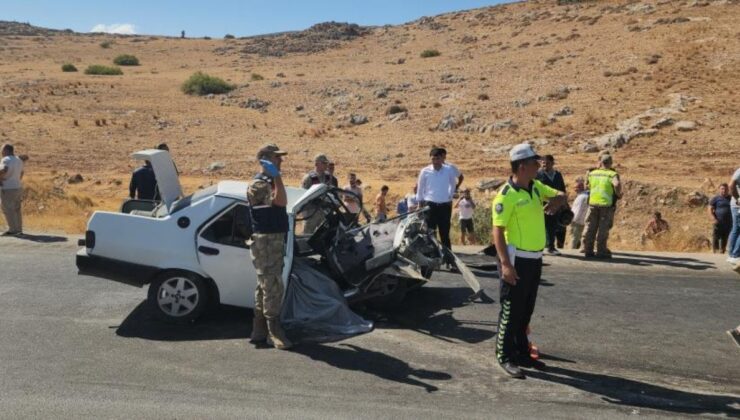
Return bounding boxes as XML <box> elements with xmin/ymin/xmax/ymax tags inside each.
<box><xmin>77</xmin><ymin>149</ymin><xmax>480</xmax><ymax>325</ymax></box>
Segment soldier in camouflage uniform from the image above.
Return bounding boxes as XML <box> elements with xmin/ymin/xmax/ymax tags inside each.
<box><xmin>248</xmin><ymin>144</ymin><xmax>292</xmax><ymax>350</ymax></box>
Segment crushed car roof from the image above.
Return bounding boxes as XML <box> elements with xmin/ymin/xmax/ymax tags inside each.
<box><xmin>215</xmin><ymin>181</ymin><xmax>314</xmax><ymax>212</ymax></box>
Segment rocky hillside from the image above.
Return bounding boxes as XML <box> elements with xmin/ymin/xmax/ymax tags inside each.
<box><xmin>0</xmin><ymin>21</ymin><xmax>74</xmax><ymax>36</ymax></box>
<box><xmin>0</xmin><ymin>0</ymin><xmax>738</xmax><ymax>249</ymax></box>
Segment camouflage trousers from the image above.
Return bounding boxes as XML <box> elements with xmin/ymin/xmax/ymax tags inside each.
<box><xmin>582</xmin><ymin>206</ymin><xmax>615</xmax><ymax>255</ymax></box>
<box><xmin>250</xmin><ymin>232</ymin><xmax>286</xmax><ymax>320</ymax></box>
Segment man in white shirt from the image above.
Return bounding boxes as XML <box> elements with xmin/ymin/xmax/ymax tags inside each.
<box><xmin>342</xmin><ymin>173</ymin><xmax>362</xmax><ymax>214</ymax></box>
<box><xmin>406</xmin><ymin>185</ymin><xmax>419</xmax><ymax>213</ymax></box>
<box><xmin>455</xmin><ymin>188</ymin><xmax>476</xmax><ymax>245</ymax></box>
<box><xmin>0</xmin><ymin>144</ymin><xmax>24</xmax><ymax>236</ymax></box>
<box><xmin>416</xmin><ymin>147</ymin><xmax>458</xmax><ymax>265</ymax></box>
<box><xmin>440</xmin><ymin>148</ymin><xmax>464</xmax><ymax>192</ymax></box>
<box><xmin>569</xmin><ymin>178</ymin><xmax>589</xmax><ymax>250</ymax></box>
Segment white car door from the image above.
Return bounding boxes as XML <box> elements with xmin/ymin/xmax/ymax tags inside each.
<box><xmin>196</xmin><ymin>203</ymin><xmax>257</xmax><ymax>308</ymax></box>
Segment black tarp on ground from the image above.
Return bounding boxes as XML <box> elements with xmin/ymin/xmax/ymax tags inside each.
<box><xmin>281</xmin><ymin>259</ymin><xmax>373</xmax><ymax>343</ymax></box>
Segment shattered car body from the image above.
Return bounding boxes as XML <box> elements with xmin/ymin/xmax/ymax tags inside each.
<box><xmin>76</xmin><ymin>149</ymin><xmax>480</xmax><ymax>324</ymax></box>
<box><xmin>294</xmin><ymin>186</ymin><xmax>447</xmax><ymax>305</ymax></box>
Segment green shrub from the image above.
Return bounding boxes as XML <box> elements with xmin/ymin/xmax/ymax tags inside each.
<box><xmin>84</xmin><ymin>64</ymin><xmax>123</xmax><ymax>75</ymax></box>
<box><xmin>99</xmin><ymin>41</ymin><xmax>112</xmax><ymax>49</ymax></box>
<box><xmin>113</xmin><ymin>54</ymin><xmax>139</xmax><ymax>66</ymax></box>
<box><xmin>61</xmin><ymin>63</ymin><xmax>78</xmax><ymax>72</ymax></box>
<box><xmin>250</xmin><ymin>73</ymin><xmax>264</xmax><ymax>81</ymax></box>
<box><xmin>224</xmin><ymin>34</ymin><xmax>235</xmax><ymax>39</ymax></box>
<box><xmin>181</xmin><ymin>71</ymin><xmax>235</xmax><ymax>95</ymax></box>
<box><xmin>420</xmin><ymin>49</ymin><xmax>441</xmax><ymax>58</ymax></box>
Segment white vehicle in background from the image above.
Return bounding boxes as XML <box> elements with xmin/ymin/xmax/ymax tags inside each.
<box><xmin>76</xmin><ymin>150</ymin><xmax>480</xmax><ymax>323</ymax></box>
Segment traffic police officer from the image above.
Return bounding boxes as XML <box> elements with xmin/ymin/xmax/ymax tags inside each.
<box><xmin>492</xmin><ymin>143</ymin><xmax>566</xmax><ymax>378</ymax></box>
<box><xmin>248</xmin><ymin>143</ymin><xmax>292</xmax><ymax>350</ymax></box>
<box><xmin>582</xmin><ymin>153</ymin><xmax>622</xmax><ymax>258</ymax></box>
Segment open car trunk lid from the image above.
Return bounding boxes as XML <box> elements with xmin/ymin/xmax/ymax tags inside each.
<box><xmin>131</xmin><ymin>149</ymin><xmax>183</xmax><ymax>212</ymax></box>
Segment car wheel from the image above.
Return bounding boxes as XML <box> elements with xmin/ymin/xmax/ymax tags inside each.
<box><xmin>148</xmin><ymin>271</ymin><xmax>209</xmax><ymax>323</ymax></box>
<box><xmin>368</xmin><ymin>276</ymin><xmax>408</xmax><ymax>309</ymax></box>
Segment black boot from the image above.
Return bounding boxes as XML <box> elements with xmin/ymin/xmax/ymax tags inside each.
<box><xmin>517</xmin><ymin>355</ymin><xmax>547</xmax><ymax>370</ymax></box>
<box><xmin>497</xmin><ymin>360</ymin><xmax>525</xmax><ymax>379</ymax></box>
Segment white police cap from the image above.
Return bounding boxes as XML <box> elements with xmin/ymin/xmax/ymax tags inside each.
<box><xmin>509</xmin><ymin>143</ymin><xmax>541</xmax><ymax>162</ymax></box>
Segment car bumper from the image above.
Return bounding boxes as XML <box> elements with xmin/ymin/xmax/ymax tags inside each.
<box><xmin>76</xmin><ymin>249</ymin><xmax>159</xmax><ymax>288</ymax></box>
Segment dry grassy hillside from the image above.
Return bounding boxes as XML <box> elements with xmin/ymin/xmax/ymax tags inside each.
<box><xmin>0</xmin><ymin>0</ymin><xmax>738</xmax><ymax>250</ymax></box>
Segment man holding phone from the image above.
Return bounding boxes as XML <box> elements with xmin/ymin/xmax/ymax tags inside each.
<box><xmin>247</xmin><ymin>143</ymin><xmax>292</xmax><ymax>350</ymax></box>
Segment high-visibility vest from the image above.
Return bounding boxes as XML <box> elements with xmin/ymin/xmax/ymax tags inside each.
<box><xmin>588</xmin><ymin>169</ymin><xmax>617</xmax><ymax>207</ymax></box>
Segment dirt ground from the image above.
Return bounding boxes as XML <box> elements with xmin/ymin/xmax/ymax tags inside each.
<box><xmin>0</xmin><ymin>0</ymin><xmax>738</xmax><ymax>250</ymax></box>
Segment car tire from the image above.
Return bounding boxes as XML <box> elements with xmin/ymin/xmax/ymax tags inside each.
<box><xmin>368</xmin><ymin>277</ymin><xmax>408</xmax><ymax>309</ymax></box>
<box><xmin>147</xmin><ymin>271</ymin><xmax>209</xmax><ymax>324</ymax></box>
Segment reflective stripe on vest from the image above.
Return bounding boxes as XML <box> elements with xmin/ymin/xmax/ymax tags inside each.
<box><xmin>588</xmin><ymin>169</ymin><xmax>617</xmax><ymax>207</ymax></box>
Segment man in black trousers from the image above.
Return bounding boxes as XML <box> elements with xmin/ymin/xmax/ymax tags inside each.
<box><xmin>416</xmin><ymin>147</ymin><xmax>458</xmax><ymax>268</ymax></box>
<box><xmin>536</xmin><ymin>154</ymin><xmax>567</xmax><ymax>255</ymax></box>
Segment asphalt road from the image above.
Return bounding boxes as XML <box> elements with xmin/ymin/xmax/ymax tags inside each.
<box><xmin>1</xmin><ymin>235</ymin><xmax>738</xmax><ymax>419</ymax></box>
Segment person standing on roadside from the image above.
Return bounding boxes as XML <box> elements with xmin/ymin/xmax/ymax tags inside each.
<box><xmin>416</xmin><ymin>147</ymin><xmax>458</xmax><ymax>267</ymax></box>
<box><xmin>327</xmin><ymin>161</ymin><xmax>339</xmax><ymax>188</ymax></box>
<box><xmin>492</xmin><ymin>143</ymin><xmax>567</xmax><ymax>378</ymax></box>
<box><xmin>582</xmin><ymin>153</ymin><xmax>622</xmax><ymax>259</ymax></box>
<box><xmin>129</xmin><ymin>158</ymin><xmax>159</xmax><ymax>202</ymax></box>
<box><xmin>301</xmin><ymin>154</ymin><xmax>333</xmax><ymax>189</ymax></box>
<box><xmin>570</xmin><ymin>178</ymin><xmax>589</xmax><ymax>250</ymax></box>
<box><xmin>301</xmin><ymin>154</ymin><xmax>333</xmax><ymax>233</ymax></box>
<box><xmin>708</xmin><ymin>183</ymin><xmax>733</xmax><ymax>254</ymax></box>
<box><xmin>536</xmin><ymin>154</ymin><xmax>567</xmax><ymax>255</ymax></box>
<box><xmin>374</xmin><ymin>185</ymin><xmax>389</xmax><ymax>222</ymax></box>
<box><xmin>343</xmin><ymin>173</ymin><xmax>362</xmax><ymax>214</ymax></box>
<box><xmin>440</xmin><ymin>148</ymin><xmax>464</xmax><ymax>192</ymax></box>
<box><xmin>455</xmin><ymin>188</ymin><xmax>476</xmax><ymax>245</ymax></box>
<box><xmin>406</xmin><ymin>185</ymin><xmax>420</xmax><ymax>213</ymax></box>
<box><xmin>247</xmin><ymin>144</ymin><xmax>292</xmax><ymax>350</ymax></box>
<box><xmin>727</xmin><ymin>168</ymin><xmax>740</xmax><ymax>265</ymax></box>
<box><xmin>0</xmin><ymin>144</ymin><xmax>24</xmax><ymax>236</ymax></box>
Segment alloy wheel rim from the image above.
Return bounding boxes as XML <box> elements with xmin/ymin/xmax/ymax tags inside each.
<box><xmin>157</xmin><ymin>276</ymin><xmax>199</xmax><ymax>317</ymax></box>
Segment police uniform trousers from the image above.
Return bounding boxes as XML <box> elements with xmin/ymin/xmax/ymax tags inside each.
<box><xmin>250</xmin><ymin>232</ymin><xmax>286</xmax><ymax>320</ymax></box>
<box><xmin>496</xmin><ymin>256</ymin><xmax>542</xmax><ymax>363</ymax></box>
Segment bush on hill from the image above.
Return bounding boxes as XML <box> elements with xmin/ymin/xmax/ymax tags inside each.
<box><xmin>113</xmin><ymin>54</ymin><xmax>140</xmax><ymax>66</ymax></box>
<box><xmin>84</xmin><ymin>65</ymin><xmax>123</xmax><ymax>75</ymax></box>
<box><xmin>181</xmin><ymin>72</ymin><xmax>235</xmax><ymax>95</ymax></box>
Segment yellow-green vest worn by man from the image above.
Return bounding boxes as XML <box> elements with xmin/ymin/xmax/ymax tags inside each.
<box><xmin>492</xmin><ymin>178</ymin><xmax>559</xmax><ymax>252</ymax></box>
<box><xmin>588</xmin><ymin>168</ymin><xmax>618</xmax><ymax>207</ymax></box>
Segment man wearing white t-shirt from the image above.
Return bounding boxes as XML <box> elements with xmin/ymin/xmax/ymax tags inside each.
<box><xmin>416</xmin><ymin>147</ymin><xmax>457</xmax><ymax>266</ymax></box>
<box><xmin>406</xmin><ymin>185</ymin><xmax>419</xmax><ymax>213</ymax></box>
<box><xmin>569</xmin><ymin>178</ymin><xmax>589</xmax><ymax>250</ymax></box>
<box><xmin>455</xmin><ymin>188</ymin><xmax>476</xmax><ymax>245</ymax></box>
<box><xmin>0</xmin><ymin>144</ymin><xmax>24</xmax><ymax>236</ymax></box>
